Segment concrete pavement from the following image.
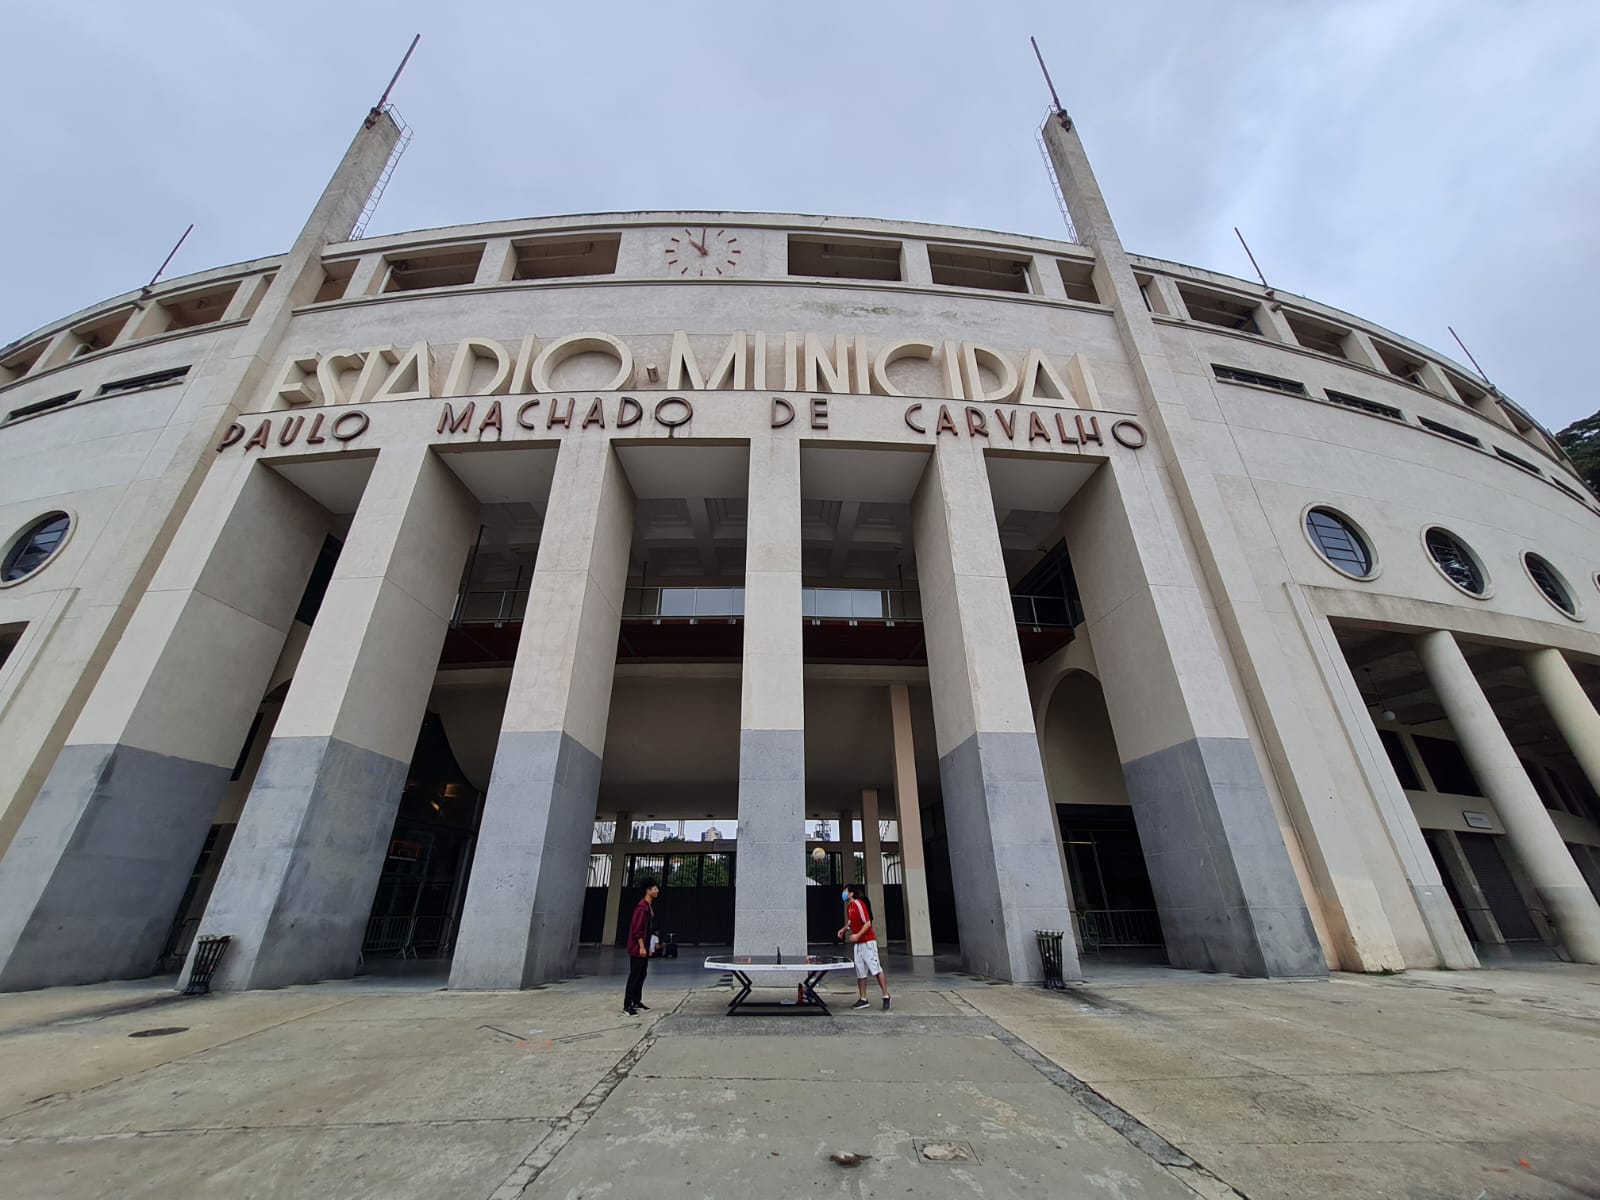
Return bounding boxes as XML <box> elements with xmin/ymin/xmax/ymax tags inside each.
<box><xmin>0</xmin><ymin>956</ymin><xmax>1595</xmax><ymax>1198</ymax></box>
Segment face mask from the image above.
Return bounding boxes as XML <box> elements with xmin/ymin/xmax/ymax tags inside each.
<box><xmin>841</xmin><ymin>890</ymin><xmax>850</xmax><ymax>902</ymax></box>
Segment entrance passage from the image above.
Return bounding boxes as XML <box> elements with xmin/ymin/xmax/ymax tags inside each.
<box><xmin>1059</xmin><ymin>804</ymin><xmax>1165</xmax><ymax>956</ymax></box>
<box><xmin>363</xmin><ymin>713</ymin><xmax>481</xmax><ymax>961</ymax></box>
<box><xmin>612</xmin><ymin>852</ymin><xmax>735</xmax><ymax>947</ymax></box>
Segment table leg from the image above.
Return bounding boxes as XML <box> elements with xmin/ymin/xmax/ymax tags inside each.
<box><xmin>727</xmin><ymin>970</ymin><xmax>753</xmax><ymax>1014</ymax></box>
<box><xmin>801</xmin><ymin>971</ymin><xmax>832</xmax><ymax>1016</ymax></box>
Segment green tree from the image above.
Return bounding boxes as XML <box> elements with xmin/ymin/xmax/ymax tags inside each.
<box><xmin>1556</xmin><ymin>411</ymin><xmax>1600</xmax><ymax>493</ymax></box>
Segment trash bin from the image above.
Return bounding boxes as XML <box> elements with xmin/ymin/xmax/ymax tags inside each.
<box><xmin>1034</xmin><ymin>929</ymin><xmax>1067</xmax><ymax>990</ymax></box>
<box><xmin>182</xmin><ymin>935</ymin><xmax>232</xmax><ymax>996</ymax></box>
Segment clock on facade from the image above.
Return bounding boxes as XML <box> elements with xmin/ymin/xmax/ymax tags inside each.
<box><xmin>664</xmin><ymin>227</ymin><xmax>741</xmax><ymax>277</ymax></box>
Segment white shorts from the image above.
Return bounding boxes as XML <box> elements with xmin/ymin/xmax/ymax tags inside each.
<box><xmin>853</xmin><ymin>939</ymin><xmax>882</xmax><ymax>979</ymax></box>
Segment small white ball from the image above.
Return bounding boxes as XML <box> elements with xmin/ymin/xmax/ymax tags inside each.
<box><xmin>811</xmin><ymin>846</ymin><xmax>826</xmax><ymax>862</ymax></box>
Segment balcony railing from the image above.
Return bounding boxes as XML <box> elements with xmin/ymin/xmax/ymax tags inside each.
<box><xmin>454</xmin><ymin>588</ymin><xmax>528</xmax><ymax>625</ymax></box>
<box><xmin>803</xmin><ymin>587</ymin><xmax>921</xmax><ymax>622</ymax></box>
<box><xmin>453</xmin><ymin>585</ymin><xmax>1076</xmax><ymax>629</ymax></box>
<box><xmin>624</xmin><ymin>586</ymin><xmax>745</xmax><ymax>620</ymax></box>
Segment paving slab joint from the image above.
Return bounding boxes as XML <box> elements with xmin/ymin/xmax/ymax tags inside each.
<box><xmin>488</xmin><ymin>990</ymin><xmax>690</xmax><ymax>1200</ymax></box>
<box><xmin>940</xmin><ymin>989</ymin><xmax>1249</xmax><ymax>1200</ymax></box>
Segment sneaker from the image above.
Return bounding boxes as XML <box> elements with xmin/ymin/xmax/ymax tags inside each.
<box><xmin>623</xmin><ymin>1006</ymin><xmax>637</xmax><ymax>1017</ymax></box>
<box><xmin>635</xmin><ymin>1003</ymin><xmax>650</xmax><ymax>1011</ymax></box>
<box><xmin>882</xmin><ymin>996</ymin><xmax>892</xmax><ymax>1012</ymax></box>
<box><xmin>850</xmin><ymin>999</ymin><xmax>871</xmax><ymax>1010</ymax></box>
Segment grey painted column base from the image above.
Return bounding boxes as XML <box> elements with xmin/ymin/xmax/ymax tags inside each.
<box><xmin>1410</xmin><ymin>882</ymin><xmax>1479</xmax><ymax>969</ymax></box>
<box><xmin>1122</xmin><ymin>737</ymin><xmax>1325</xmax><ymax>978</ymax></box>
<box><xmin>450</xmin><ymin>730</ymin><xmax>603</xmax><ymax>990</ymax></box>
<box><xmin>0</xmin><ymin>744</ymin><xmax>229</xmax><ymax>992</ymax></box>
<box><xmin>1544</xmin><ymin>884</ymin><xmax>1600</xmax><ymax>965</ymax></box>
<box><xmin>733</xmin><ymin>729</ymin><xmax>809</xmax><ymax>958</ymax></box>
<box><xmin>194</xmin><ymin>735</ymin><xmax>409</xmax><ymax>992</ymax></box>
<box><xmin>937</xmin><ymin>731</ymin><xmax>1082</xmax><ymax>984</ymax></box>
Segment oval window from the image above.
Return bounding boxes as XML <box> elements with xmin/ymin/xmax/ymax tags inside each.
<box><xmin>1424</xmin><ymin>528</ymin><xmax>1487</xmax><ymax>596</ymax></box>
<box><xmin>1305</xmin><ymin>507</ymin><xmax>1375</xmax><ymax>579</ymax></box>
<box><xmin>1</xmin><ymin>512</ymin><xmax>71</xmax><ymax>583</ymax></box>
<box><xmin>1524</xmin><ymin>553</ymin><xmax>1577</xmax><ymax>617</ymax></box>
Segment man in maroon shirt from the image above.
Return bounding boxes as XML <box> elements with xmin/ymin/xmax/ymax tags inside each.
<box><xmin>623</xmin><ymin>878</ymin><xmax>659</xmax><ymax>1016</ymax></box>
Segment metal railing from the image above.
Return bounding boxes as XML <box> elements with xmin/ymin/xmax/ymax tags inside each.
<box><xmin>623</xmin><ymin>586</ymin><xmax>745</xmax><ymax>620</ymax></box>
<box><xmin>454</xmin><ymin>588</ymin><xmax>528</xmax><ymax>625</ymax></box>
<box><xmin>803</xmin><ymin>587</ymin><xmax>921</xmax><ymax>622</ymax></box>
<box><xmin>454</xmin><ymin>585</ymin><xmax>1073</xmax><ymax>629</ymax></box>
<box><xmin>362</xmin><ymin>914</ymin><xmax>454</xmax><ymax>959</ymax></box>
<box><xmin>1076</xmin><ymin>908</ymin><xmax>1164</xmax><ymax>952</ymax></box>
<box><xmin>1012</xmin><ymin>593</ymin><xmax>1077</xmax><ymax>629</ymax></box>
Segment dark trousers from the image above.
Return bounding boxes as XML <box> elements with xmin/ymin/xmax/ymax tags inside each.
<box><xmin>625</xmin><ymin>955</ymin><xmax>649</xmax><ymax>1009</ymax></box>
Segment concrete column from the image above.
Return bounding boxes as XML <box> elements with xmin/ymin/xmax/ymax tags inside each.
<box><xmin>1431</xmin><ymin>829</ymin><xmax>1507</xmax><ymax>947</ymax></box>
<box><xmin>1062</xmin><ymin>464</ymin><xmax>1326</xmax><ymax>978</ymax></box>
<box><xmin>733</xmin><ymin>435</ymin><xmax>808</xmax><ymax>956</ymax></box>
<box><xmin>861</xmin><ymin>788</ymin><xmax>887</xmax><ymax>943</ymax></box>
<box><xmin>1414</xmin><ymin>631</ymin><xmax>1600</xmax><ymax>963</ymax></box>
<box><xmin>602</xmin><ymin>810</ymin><xmax>632</xmax><ymax>947</ymax></box>
<box><xmin>1255</xmin><ymin>299</ymin><xmax>1297</xmax><ymax>344</ymax></box>
<box><xmin>0</xmin><ymin>459</ymin><xmax>326</xmax><ymax>990</ymax></box>
<box><xmin>1524</xmin><ymin>648</ymin><xmax>1600</xmax><ymax>803</ymax></box>
<box><xmin>450</xmin><ymin>438</ymin><xmax>634</xmax><ymax>988</ymax></box>
<box><xmin>911</xmin><ymin>439</ymin><xmax>1079</xmax><ymax>983</ymax></box>
<box><xmin>889</xmin><ymin>685</ymin><xmax>934</xmax><ymax>955</ymax></box>
<box><xmin>837</xmin><ymin>808</ymin><xmax>854</xmax><ymax>881</ymax></box>
<box><xmin>195</xmin><ymin>447</ymin><xmax>477</xmax><ymax>990</ymax></box>
<box><xmin>474</xmin><ymin>239</ymin><xmax>516</xmax><ymax>285</ymax></box>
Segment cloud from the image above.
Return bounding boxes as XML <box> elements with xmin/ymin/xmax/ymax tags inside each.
<box><xmin>2</xmin><ymin>0</ymin><xmax>1596</xmax><ymax>427</ymax></box>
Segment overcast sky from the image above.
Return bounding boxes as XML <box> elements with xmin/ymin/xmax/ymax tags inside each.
<box><xmin>3</xmin><ymin>1</ymin><xmax>1597</xmax><ymax>430</ymax></box>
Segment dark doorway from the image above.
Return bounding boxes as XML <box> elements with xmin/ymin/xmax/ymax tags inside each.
<box><xmin>1059</xmin><ymin>804</ymin><xmax>1165</xmax><ymax>954</ymax></box>
<box><xmin>1456</xmin><ymin>832</ymin><xmax>1540</xmax><ymax>942</ymax></box>
<box><xmin>363</xmin><ymin>713</ymin><xmax>481</xmax><ymax>960</ymax></box>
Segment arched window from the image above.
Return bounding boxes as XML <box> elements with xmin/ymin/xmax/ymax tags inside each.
<box><xmin>1305</xmin><ymin>507</ymin><xmax>1374</xmax><ymax>579</ymax></box>
<box><xmin>1524</xmin><ymin>553</ymin><xmax>1577</xmax><ymax>617</ymax></box>
<box><xmin>1424</xmin><ymin>528</ymin><xmax>1486</xmax><ymax>596</ymax></box>
<box><xmin>2</xmin><ymin>512</ymin><xmax>70</xmax><ymax>583</ymax></box>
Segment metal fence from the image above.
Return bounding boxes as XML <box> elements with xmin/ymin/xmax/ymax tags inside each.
<box><xmin>361</xmin><ymin>914</ymin><xmax>455</xmax><ymax>959</ymax></box>
<box><xmin>1076</xmin><ymin>909</ymin><xmax>1164</xmax><ymax>952</ymax></box>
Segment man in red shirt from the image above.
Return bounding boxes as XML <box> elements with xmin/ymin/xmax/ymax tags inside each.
<box><xmin>836</xmin><ymin>883</ymin><xmax>890</xmax><ymax>1011</ymax></box>
<box><xmin>624</xmin><ymin>878</ymin><xmax>659</xmax><ymax>1016</ymax></box>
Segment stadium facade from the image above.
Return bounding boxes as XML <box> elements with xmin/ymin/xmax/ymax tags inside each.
<box><xmin>1</xmin><ymin>102</ymin><xmax>1599</xmax><ymax>994</ymax></box>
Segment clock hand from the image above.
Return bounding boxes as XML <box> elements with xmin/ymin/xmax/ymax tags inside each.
<box><xmin>700</xmin><ymin>227</ymin><xmax>709</xmax><ymax>255</ymax></box>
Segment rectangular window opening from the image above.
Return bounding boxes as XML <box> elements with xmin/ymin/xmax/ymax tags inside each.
<box><xmin>927</xmin><ymin>246</ymin><xmax>1032</xmax><ymax>293</ymax></box>
<box><xmin>0</xmin><ymin>338</ymin><xmax>49</xmax><ymax>384</ymax></box>
<box><xmin>1057</xmin><ymin>260</ymin><xmax>1100</xmax><ymax>304</ymax></box>
<box><xmin>1412</xmin><ymin>735</ymin><xmax>1483</xmax><ymax>797</ymax></box>
<box><xmin>513</xmin><ymin>234</ymin><xmax>621</xmax><ymax>281</ymax></box>
<box><xmin>1134</xmin><ymin>273</ymin><xmax>1171</xmax><ymax>316</ymax></box>
<box><xmin>1494</xmin><ymin>446</ymin><xmax>1541</xmax><ymax>476</ymax></box>
<box><xmin>787</xmin><ymin>234</ymin><xmax>902</xmax><ymax>282</ymax></box>
<box><xmin>1550</xmin><ymin>477</ymin><xmax>1587</xmax><ymax>502</ymax></box>
<box><xmin>62</xmin><ymin>308</ymin><xmax>133</xmax><ymax>362</ymax></box>
<box><xmin>1177</xmin><ymin>284</ymin><xmax>1261</xmax><ymax>334</ymax></box>
<box><xmin>0</xmin><ymin>623</ymin><xmax>24</xmax><ymax>670</ymax></box>
<box><xmin>1373</xmin><ymin>340</ymin><xmax>1428</xmax><ymax>387</ymax></box>
<box><xmin>5</xmin><ymin>390</ymin><xmax>80</xmax><ymax>423</ymax></box>
<box><xmin>1212</xmin><ymin>363</ymin><xmax>1307</xmax><ymax>396</ymax></box>
<box><xmin>1377</xmin><ymin>730</ymin><xmax>1423</xmax><ymax>791</ymax></box>
<box><xmin>156</xmin><ymin>281</ymin><xmax>241</xmax><ymax>332</ymax></box>
<box><xmin>96</xmin><ymin>366</ymin><xmax>190</xmax><ymax>397</ymax></box>
<box><xmin>1323</xmin><ymin>389</ymin><xmax>1403</xmax><ymax>420</ymax></box>
<box><xmin>1284</xmin><ymin>311</ymin><xmax>1349</xmax><ymax>358</ymax></box>
<box><xmin>1418</xmin><ymin>416</ymin><xmax>1481</xmax><ymax>448</ymax></box>
<box><xmin>313</xmin><ymin>260</ymin><xmax>357</xmax><ymax>304</ymax></box>
<box><xmin>381</xmin><ymin>245</ymin><xmax>484</xmax><ymax>292</ymax></box>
